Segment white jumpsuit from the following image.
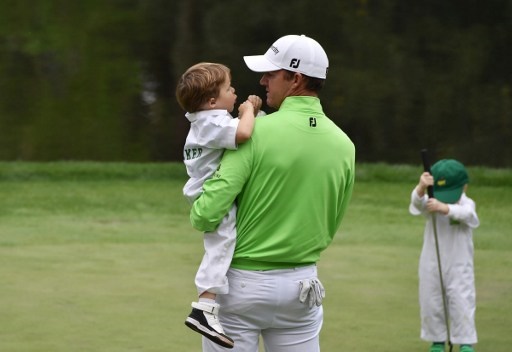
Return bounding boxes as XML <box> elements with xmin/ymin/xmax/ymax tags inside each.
<box><xmin>183</xmin><ymin>109</ymin><xmax>239</xmax><ymax>296</ymax></box>
<box><xmin>409</xmin><ymin>191</ymin><xmax>479</xmax><ymax>344</ymax></box>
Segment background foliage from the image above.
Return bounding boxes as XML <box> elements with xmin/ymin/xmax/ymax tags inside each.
<box><xmin>1</xmin><ymin>0</ymin><xmax>511</xmax><ymax>166</ymax></box>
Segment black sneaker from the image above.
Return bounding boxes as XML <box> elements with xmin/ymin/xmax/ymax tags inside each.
<box><xmin>185</xmin><ymin>302</ymin><xmax>234</xmax><ymax>349</ymax></box>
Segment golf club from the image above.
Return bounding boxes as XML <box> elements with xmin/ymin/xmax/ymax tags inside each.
<box><xmin>421</xmin><ymin>149</ymin><xmax>453</xmax><ymax>352</ymax></box>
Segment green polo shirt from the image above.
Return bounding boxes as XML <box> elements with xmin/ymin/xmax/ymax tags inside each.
<box><xmin>191</xmin><ymin>96</ymin><xmax>355</xmax><ymax>270</ymax></box>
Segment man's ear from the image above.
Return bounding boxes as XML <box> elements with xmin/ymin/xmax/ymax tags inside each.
<box><xmin>293</xmin><ymin>72</ymin><xmax>302</xmax><ymax>84</ymax></box>
<box><xmin>291</xmin><ymin>72</ymin><xmax>304</xmax><ymax>89</ymax></box>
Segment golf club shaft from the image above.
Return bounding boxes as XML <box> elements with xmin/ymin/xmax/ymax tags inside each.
<box><xmin>420</xmin><ymin>150</ymin><xmax>452</xmax><ymax>351</ymax></box>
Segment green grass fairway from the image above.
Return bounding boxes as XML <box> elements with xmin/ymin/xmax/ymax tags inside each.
<box><xmin>1</xmin><ymin>162</ymin><xmax>511</xmax><ymax>351</ymax></box>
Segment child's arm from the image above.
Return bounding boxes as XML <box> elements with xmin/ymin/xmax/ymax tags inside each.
<box><xmin>410</xmin><ymin>172</ymin><xmax>432</xmax><ymax>215</ymax></box>
<box><xmin>426</xmin><ymin>196</ymin><xmax>479</xmax><ymax>227</ymax></box>
<box><xmin>235</xmin><ymin>95</ymin><xmax>262</xmax><ymax>144</ymax></box>
<box><xmin>236</xmin><ymin>100</ymin><xmax>255</xmax><ymax>144</ymax></box>
<box><xmin>446</xmin><ymin>197</ymin><xmax>480</xmax><ymax>228</ymax></box>
<box><xmin>409</xmin><ymin>172</ymin><xmax>434</xmax><ymax>215</ymax></box>
<box><xmin>416</xmin><ymin>171</ymin><xmax>449</xmax><ymax>215</ymax></box>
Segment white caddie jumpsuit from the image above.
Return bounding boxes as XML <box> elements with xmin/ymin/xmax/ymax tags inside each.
<box><xmin>409</xmin><ymin>191</ymin><xmax>480</xmax><ymax>344</ymax></box>
<box><xmin>183</xmin><ymin>109</ymin><xmax>239</xmax><ymax>296</ymax></box>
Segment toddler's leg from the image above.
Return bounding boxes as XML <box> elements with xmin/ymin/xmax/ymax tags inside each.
<box><xmin>185</xmin><ymin>206</ymin><xmax>237</xmax><ymax>348</ymax></box>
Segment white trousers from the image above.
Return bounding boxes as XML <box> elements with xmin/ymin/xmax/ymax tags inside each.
<box><xmin>195</xmin><ymin>204</ymin><xmax>237</xmax><ymax>295</ymax></box>
<box><xmin>419</xmin><ymin>262</ymin><xmax>477</xmax><ymax>344</ymax></box>
<box><xmin>202</xmin><ymin>265</ymin><xmax>324</xmax><ymax>352</ymax></box>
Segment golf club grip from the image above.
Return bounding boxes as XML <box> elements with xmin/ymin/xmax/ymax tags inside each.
<box><xmin>420</xmin><ymin>149</ymin><xmax>434</xmax><ymax>198</ymax></box>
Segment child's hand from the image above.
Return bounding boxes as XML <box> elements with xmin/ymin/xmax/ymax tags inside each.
<box><xmin>247</xmin><ymin>95</ymin><xmax>262</xmax><ymax>115</ymax></box>
<box><xmin>238</xmin><ymin>100</ymin><xmax>255</xmax><ymax>116</ymax></box>
<box><xmin>426</xmin><ymin>198</ymin><xmax>449</xmax><ymax>215</ymax></box>
<box><xmin>419</xmin><ymin>172</ymin><xmax>434</xmax><ymax>190</ymax></box>
<box><xmin>415</xmin><ymin>172</ymin><xmax>433</xmax><ymax>197</ymax></box>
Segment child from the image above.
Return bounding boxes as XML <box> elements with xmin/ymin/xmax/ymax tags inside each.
<box><xmin>176</xmin><ymin>62</ymin><xmax>263</xmax><ymax>349</ymax></box>
<box><xmin>409</xmin><ymin>159</ymin><xmax>480</xmax><ymax>352</ymax></box>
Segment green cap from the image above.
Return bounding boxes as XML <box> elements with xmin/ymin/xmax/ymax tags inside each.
<box><xmin>431</xmin><ymin>159</ymin><xmax>469</xmax><ymax>204</ymax></box>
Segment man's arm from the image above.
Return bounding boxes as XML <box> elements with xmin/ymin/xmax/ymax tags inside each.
<box><xmin>334</xmin><ymin>161</ymin><xmax>355</xmax><ymax>232</ymax></box>
<box><xmin>190</xmin><ymin>140</ymin><xmax>253</xmax><ymax>232</ymax></box>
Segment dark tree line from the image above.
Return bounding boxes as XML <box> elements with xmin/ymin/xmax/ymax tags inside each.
<box><xmin>1</xmin><ymin>0</ymin><xmax>511</xmax><ymax>166</ymax></box>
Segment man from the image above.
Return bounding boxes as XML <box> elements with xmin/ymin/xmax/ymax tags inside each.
<box><xmin>190</xmin><ymin>34</ymin><xmax>356</xmax><ymax>352</ymax></box>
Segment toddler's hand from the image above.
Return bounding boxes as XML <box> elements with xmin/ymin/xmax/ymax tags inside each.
<box><xmin>419</xmin><ymin>172</ymin><xmax>434</xmax><ymax>192</ymax></box>
<box><xmin>238</xmin><ymin>100</ymin><xmax>255</xmax><ymax>116</ymax></box>
<box><xmin>247</xmin><ymin>95</ymin><xmax>262</xmax><ymax>114</ymax></box>
<box><xmin>426</xmin><ymin>198</ymin><xmax>449</xmax><ymax>214</ymax></box>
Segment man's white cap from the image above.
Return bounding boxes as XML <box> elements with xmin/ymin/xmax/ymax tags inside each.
<box><xmin>243</xmin><ymin>34</ymin><xmax>329</xmax><ymax>79</ymax></box>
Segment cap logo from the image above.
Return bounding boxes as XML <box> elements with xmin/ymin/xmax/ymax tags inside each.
<box><xmin>290</xmin><ymin>58</ymin><xmax>301</xmax><ymax>69</ymax></box>
<box><xmin>270</xmin><ymin>45</ymin><xmax>279</xmax><ymax>54</ymax></box>
<box><xmin>437</xmin><ymin>179</ymin><xmax>446</xmax><ymax>186</ymax></box>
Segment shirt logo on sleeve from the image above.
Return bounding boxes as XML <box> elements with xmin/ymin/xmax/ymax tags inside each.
<box><xmin>309</xmin><ymin>117</ymin><xmax>317</xmax><ymax>127</ymax></box>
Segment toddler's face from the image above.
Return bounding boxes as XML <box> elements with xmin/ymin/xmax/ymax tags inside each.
<box><xmin>214</xmin><ymin>79</ymin><xmax>237</xmax><ymax>113</ymax></box>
